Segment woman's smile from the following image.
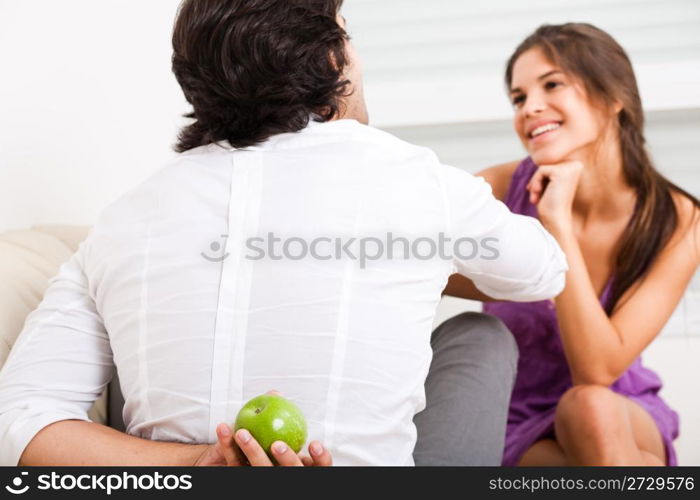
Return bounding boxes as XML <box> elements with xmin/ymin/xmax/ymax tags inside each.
<box><xmin>527</xmin><ymin>120</ymin><xmax>563</xmax><ymax>146</ymax></box>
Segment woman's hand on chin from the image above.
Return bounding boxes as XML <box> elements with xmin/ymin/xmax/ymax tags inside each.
<box><xmin>526</xmin><ymin>160</ymin><xmax>583</xmax><ymax>233</ymax></box>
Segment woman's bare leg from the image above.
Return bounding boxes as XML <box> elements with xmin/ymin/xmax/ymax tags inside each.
<box><xmin>554</xmin><ymin>385</ymin><xmax>665</xmax><ymax>465</ymax></box>
<box><xmin>518</xmin><ymin>385</ymin><xmax>666</xmax><ymax>466</ymax></box>
<box><xmin>518</xmin><ymin>439</ymin><xmax>567</xmax><ymax>466</ymax></box>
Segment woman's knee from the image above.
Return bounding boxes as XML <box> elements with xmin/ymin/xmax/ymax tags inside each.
<box><xmin>555</xmin><ymin>385</ymin><xmax>644</xmax><ymax>464</ymax></box>
<box><xmin>555</xmin><ymin>385</ymin><xmax>623</xmax><ymax>437</ymax></box>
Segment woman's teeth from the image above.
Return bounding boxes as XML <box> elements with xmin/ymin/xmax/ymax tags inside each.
<box><xmin>530</xmin><ymin>123</ymin><xmax>561</xmax><ymax>138</ymax></box>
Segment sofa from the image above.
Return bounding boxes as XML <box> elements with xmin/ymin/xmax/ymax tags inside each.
<box><xmin>1</xmin><ymin>225</ymin><xmax>698</xmax><ymax>464</ymax></box>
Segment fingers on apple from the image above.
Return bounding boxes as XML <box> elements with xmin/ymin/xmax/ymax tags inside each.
<box><xmin>265</xmin><ymin>389</ymin><xmax>282</xmax><ymax>396</ymax></box>
<box><xmin>308</xmin><ymin>441</ymin><xmax>332</xmax><ymax>466</ymax></box>
<box><xmin>215</xmin><ymin>423</ymin><xmax>238</xmax><ymax>466</ymax></box>
<box><xmin>271</xmin><ymin>441</ymin><xmax>303</xmax><ymax>466</ymax></box>
<box><xmin>235</xmin><ymin>429</ymin><xmax>273</xmax><ymax>466</ymax></box>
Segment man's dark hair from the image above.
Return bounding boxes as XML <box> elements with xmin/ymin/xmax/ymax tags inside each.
<box><xmin>171</xmin><ymin>0</ymin><xmax>349</xmax><ymax>152</ymax></box>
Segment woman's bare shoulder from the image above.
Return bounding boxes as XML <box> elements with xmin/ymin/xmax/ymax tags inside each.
<box><xmin>475</xmin><ymin>160</ymin><xmax>521</xmax><ymax>202</ymax></box>
<box><xmin>672</xmin><ymin>189</ymin><xmax>700</xmax><ymax>222</ymax></box>
<box><xmin>670</xmin><ymin>189</ymin><xmax>700</xmax><ymax>256</ymax></box>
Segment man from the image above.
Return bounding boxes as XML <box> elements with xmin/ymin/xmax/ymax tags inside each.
<box><xmin>0</xmin><ymin>0</ymin><xmax>567</xmax><ymax>466</ymax></box>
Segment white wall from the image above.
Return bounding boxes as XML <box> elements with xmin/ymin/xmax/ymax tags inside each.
<box><xmin>0</xmin><ymin>0</ymin><xmax>186</xmax><ymax>232</ymax></box>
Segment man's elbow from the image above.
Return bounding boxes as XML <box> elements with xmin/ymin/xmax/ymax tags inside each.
<box><xmin>530</xmin><ymin>271</ymin><xmax>566</xmax><ymax>302</ymax></box>
<box><xmin>501</xmin><ymin>270</ymin><xmax>566</xmax><ymax>303</ymax></box>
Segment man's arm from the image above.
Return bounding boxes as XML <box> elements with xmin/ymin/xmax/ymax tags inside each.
<box><xmin>0</xmin><ymin>233</ymin><xmax>210</xmax><ymax>466</ymax></box>
<box><xmin>20</xmin><ymin>418</ymin><xmax>333</xmax><ymax>467</ymax></box>
<box><xmin>475</xmin><ymin>160</ymin><xmax>520</xmax><ymax>202</ymax></box>
<box><xmin>0</xmin><ymin>240</ymin><xmax>121</xmax><ymax>465</ymax></box>
<box><xmin>441</xmin><ymin>164</ymin><xmax>567</xmax><ymax>302</ymax></box>
<box><xmin>19</xmin><ymin>420</ymin><xmax>207</xmax><ymax>466</ymax></box>
<box><xmin>441</xmin><ymin>161</ymin><xmax>523</xmax><ymax>302</ymax></box>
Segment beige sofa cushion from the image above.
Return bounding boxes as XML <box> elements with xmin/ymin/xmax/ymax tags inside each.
<box><xmin>0</xmin><ymin>224</ymin><xmax>107</xmax><ymax>424</ymax></box>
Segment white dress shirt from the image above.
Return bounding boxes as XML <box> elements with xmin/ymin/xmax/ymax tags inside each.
<box><xmin>0</xmin><ymin>119</ymin><xmax>567</xmax><ymax>465</ymax></box>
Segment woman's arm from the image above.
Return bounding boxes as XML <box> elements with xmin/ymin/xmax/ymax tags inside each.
<box><xmin>530</xmin><ymin>163</ymin><xmax>700</xmax><ymax>386</ymax></box>
<box><xmin>549</xmin><ymin>200</ymin><xmax>700</xmax><ymax>386</ymax></box>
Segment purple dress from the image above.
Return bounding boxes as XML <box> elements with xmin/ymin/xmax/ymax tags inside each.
<box><xmin>483</xmin><ymin>157</ymin><xmax>680</xmax><ymax>466</ymax></box>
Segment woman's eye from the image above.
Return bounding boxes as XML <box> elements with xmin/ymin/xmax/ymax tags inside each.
<box><xmin>544</xmin><ymin>81</ymin><xmax>562</xmax><ymax>90</ymax></box>
<box><xmin>512</xmin><ymin>95</ymin><xmax>525</xmax><ymax>107</ymax></box>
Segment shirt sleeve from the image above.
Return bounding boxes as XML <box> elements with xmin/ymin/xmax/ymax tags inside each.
<box><xmin>440</xmin><ymin>163</ymin><xmax>568</xmax><ymax>301</ymax></box>
<box><xmin>0</xmin><ymin>238</ymin><xmax>113</xmax><ymax>466</ymax></box>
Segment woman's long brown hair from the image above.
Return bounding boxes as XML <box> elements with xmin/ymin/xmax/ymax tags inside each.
<box><xmin>505</xmin><ymin>23</ymin><xmax>700</xmax><ymax>315</ymax></box>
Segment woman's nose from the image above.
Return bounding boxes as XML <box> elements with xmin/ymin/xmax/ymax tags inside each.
<box><xmin>522</xmin><ymin>95</ymin><xmax>546</xmax><ymax>117</ymax></box>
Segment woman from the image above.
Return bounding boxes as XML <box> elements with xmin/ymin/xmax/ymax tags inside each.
<box><xmin>448</xmin><ymin>23</ymin><xmax>700</xmax><ymax>466</ymax></box>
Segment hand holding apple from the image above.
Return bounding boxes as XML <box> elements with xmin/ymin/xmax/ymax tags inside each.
<box><xmin>233</xmin><ymin>394</ymin><xmax>308</xmax><ymax>459</ymax></box>
<box><xmin>193</xmin><ymin>391</ymin><xmax>332</xmax><ymax>467</ymax></box>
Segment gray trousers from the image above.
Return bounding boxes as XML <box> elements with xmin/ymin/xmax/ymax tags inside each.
<box><xmin>413</xmin><ymin>312</ymin><xmax>518</xmax><ymax>466</ymax></box>
<box><xmin>107</xmin><ymin>312</ymin><xmax>518</xmax><ymax>465</ymax></box>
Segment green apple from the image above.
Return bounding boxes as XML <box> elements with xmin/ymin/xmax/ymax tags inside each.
<box><xmin>233</xmin><ymin>394</ymin><xmax>308</xmax><ymax>458</ymax></box>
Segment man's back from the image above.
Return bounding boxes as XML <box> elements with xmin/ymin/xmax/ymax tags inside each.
<box><xmin>92</xmin><ymin>118</ymin><xmax>479</xmax><ymax>466</ymax></box>
<box><xmin>0</xmin><ymin>120</ymin><xmax>566</xmax><ymax>465</ymax></box>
